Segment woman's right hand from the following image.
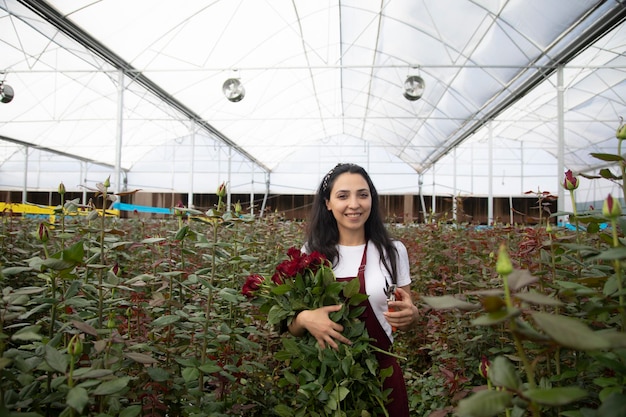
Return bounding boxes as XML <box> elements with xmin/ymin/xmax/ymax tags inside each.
<box><xmin>289</xmin><ymin>305</ymin><xmax>352</xmax><ymax>350</ymax></box>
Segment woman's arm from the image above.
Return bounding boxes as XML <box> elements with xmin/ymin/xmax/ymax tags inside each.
<box><xmin>288</xmin><ymin>305</ymin><xmax>352</xmax><ymax>350</ymax></box>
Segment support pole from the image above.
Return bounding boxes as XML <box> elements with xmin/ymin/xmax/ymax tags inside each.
<box><xmin>227</xmin><ymin>147</ymin><xmax>232</xmax><ymax>212</ymax></box>
<box><xmin>260</xmin><ymin>172</ymin><xmax>270</xmax><ymax>218</ymax></box>
<box><xmin>250</xmin><ymin>165</ymin><xmax>254</xmax><ymax>216</ymax></box>
<box><xmin>488</xmin><ymin>121</ymin><xmax>494</xmax><ymax>225</ymax></box>
<box><xmin>22</xmin><ymin>145</ymin><xmax>28</xmax><ymax>203</ymax></box>
<box><xmin>419</xmin><ymin>174</ymin><xmax>426</xmax><ymax>223</ymax></box>
<box><xmin>557</xmin><ymin>65</ymin><xmax>565</xmax><ymax>224</ymax></box>
<box><xmin>188</xmin><ymin>123</ymin><xmax>195</xmax><ymax>208</ymax></box>
<box><xmin>114</xmin><ymin>69</ymin><xmax>124</xmax><ymax>194</ymax></box>
<box><xmin>453</xmin><ymin>149</ymin><xmax>457</xmax><ymax>222</ymax></box>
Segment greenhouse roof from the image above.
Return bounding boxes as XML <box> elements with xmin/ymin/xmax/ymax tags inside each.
<box><xmin>1</xmin><ymin>0</ymin><xmax>626</xmax><ymax>198</ymax></box>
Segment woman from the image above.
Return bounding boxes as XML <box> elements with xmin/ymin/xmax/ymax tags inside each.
<box><xmin>288</xmin><ymin>163</ymin><xmax>418</xmax><ymax>416</ymax></box>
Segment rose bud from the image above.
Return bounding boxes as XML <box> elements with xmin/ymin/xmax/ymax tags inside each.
<box><xmin>602</xmin><ymin>193</ymin><xmax>622</xmax><ymax>219</ymax></box>
<box><xmin>562</xmin><ymin>170</ymin><xmax>579</xmax><ymax>191</ymax></box>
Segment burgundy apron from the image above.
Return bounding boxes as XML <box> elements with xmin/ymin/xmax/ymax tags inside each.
<box><xmin>336</xmin><ymin>243</ymin><xmax>409</xmax><ymax>417</ymax></box>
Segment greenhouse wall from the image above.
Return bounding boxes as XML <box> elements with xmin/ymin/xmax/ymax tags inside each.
<box><xmin>2</xmin><ymin>190</ymin><xmax>557</xmax><ymax>225</ymax></box>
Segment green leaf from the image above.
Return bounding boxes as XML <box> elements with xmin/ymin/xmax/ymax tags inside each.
<box><xmin>219</xmin><ymin>287</ymin><xmax>242</xmax><ymax>303</ymax></box>
<box><xmin>271</xmin><ymin>284</ymin><xmax>292</xmax><ymax>296</ymax></box>
<box><xmin>124</xmin><ymin>352</ymin><xmax>157</xmax><ymax>364</ymax></box>
<box><xmin>488</xmin><ymin>356</ymin><xmax>522</xmax><ymax>391</ymax></box>
<box><xmin>326</xmin><ymin>386</ymin><xmax>350</xmax><ymax>410</ymax></box>
<box><xmin>274</xmin><ymin>404</ymin><xmax>294</xmax><ymax>417</ymax></box>
<box><xmin>45</xmin><ymin>344</ymin><xmax>68</xmax><ymax>374</ymax></box>
<box><xmin>182</xmin><ymin>366</ymin><xmax>200</xmax><ymax>382</ymax></box>
<box><xmin>531</xmin><ymin>312</ymin><xmax>611</xmax><ymax>351</ymax></box>
<box><xmin>150</xmin><ymin>315</ymin><xmax>180</xmax><ymax>327</ymax></box>
<box><xmin>472</xmin><ymin>307</ymin><xmax>520</xmax><ymax>326</ymax></box>
<box><xmin>146</xmin><ymin>367</ymin><xmax>170</xmax><ymax>382</ymax></box>
<box><xmin>422</xmin><ymin>295</ymin><xmax>479</xmax><ymax>311</ymax></box>
<box><xmin>199</xmin><ymin>362</ymin><xmax>223</xmax><ymax>374</ymax></box>
<box><xmin>92</xmin><ymin>376</ymin><xmax>130</xmax><ymax>395</ymax></box>
<box><xmin>267</xmin><ymin>304</ymin><xmax>289</xmax><ymax>325</ymax></box>
<box><xmin>590</xmin><ymin>246</ymin><xmax>626</xmax><ymax>261</ymax></box>
<box><xmin>72</xmin><ymin>368</ymin><xmax>114</xmax><ymax>380</ymax></box>
<box><xmin>590</xmin><ymin>152</ymin><xmax>625</xmax><ymax>162</ymax></box>
<box><xmin>141</xmin><ymin>237</ymin><xmax>166</xmax><ymax>244</ymax></box>
<box><xmin>599</xmin><ymin>168</ymin><xmax>621</xmax><ymax>180</ymax></box>
<box><xmin>597</xmin><ymin>393</ymin><xmax>626</xmax><ymax>417</ymax></box>
<box><xmin>2</xmin><ymin>266</ymin><xmax>33</xmax><ymax>275</ymax></box>
<box><xmin>343</xmin><ymin>278</ymin><xmax>360</xmax><ymax>298</ymax></box>
<box><xmin>456</xmin><ymin>390</ymin><xmax>512</xmax><ymax>417</ymax></box>
<box><xmin>0</xmin><ymin>357</ymin><xmax>12</xmax><ymax>370</ymax></box>
<box><xmin>66</xmin><ymin>386</ymin><xmax>89</xmax><ymax>413</ymax></box>
<box><xmin>41</xmin><ymin>258</ymin><xmax>75</xmax><ymax>271</ymax></box>
<box><xmin>514</xmin><ymin>291</ymin><xmax>563</xmax><ymax>306</ymax></box>
<box><xmin>524</xmin><ymin>386</ymin><xmax>587</xmax><ymax>406</ymax></box>
<box><xmin>61</xmin><ymin>241</ymin><xmax>85</xmax><ymax>263</ymax></box>
<box><xmin>174</xmin><ymin>225</ymin><xmax>189</xmax><ymax>240</ymax></box>
<box><xmin>11</xmin><ymin>325</ymin><xmax>42</xmax><ymax>342</ymax></box>
<box><xmin>507</xmin><ymin>270</ymin><xmax>539</xmax><ymax>291</ymax></box>
<box><xmin>119</xmin><ymin>405</ymin><xmax>142</xmax><ymax>417</ymax></box>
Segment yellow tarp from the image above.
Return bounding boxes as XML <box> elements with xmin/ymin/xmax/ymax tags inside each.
<box><xmin>0</xmin><ymin>202</ymin><xmax>120</xmax><ymax>223</ymax></box>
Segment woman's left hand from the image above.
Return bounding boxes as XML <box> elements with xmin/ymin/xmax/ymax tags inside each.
<box><xmin>384</xmin><ymin>286</ymin><xmax>418</xmax><ymax>331</ymax></box>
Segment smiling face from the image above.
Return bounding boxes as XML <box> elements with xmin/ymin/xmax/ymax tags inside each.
<box><xmin>325</xmin><ymin>172</ymin><xmax>372</xmax><ymax>244</ymax></box>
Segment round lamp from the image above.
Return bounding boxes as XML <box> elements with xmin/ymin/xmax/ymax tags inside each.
<box><xmin>222</xmin><ymin>78</ymin><xmax>245</xmax><ymax>102</ymax></box>
<box><xmin>403</xmin><ymin>75</ymin><xmax>425</xmax><ymax>101</ymax></box>
<box><xmin>1</xmin><ymin>82</ymin><xmax>14</xmax><ymax>103</ymax></box>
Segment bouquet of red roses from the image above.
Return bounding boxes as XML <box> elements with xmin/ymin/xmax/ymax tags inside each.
<box><xmin>242</xmin><ymin>247</ymin><xmax>391</xmax><ymax>417</ymax></box>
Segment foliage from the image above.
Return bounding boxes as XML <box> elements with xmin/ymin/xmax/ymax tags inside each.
<box><xmin>2</xmin><ymin>118</ymin><xmax>626</xmax><ymax>417</ymax></box>
<box><xmin>244</xmin><ymin>248</ymin><xmax>390</xmax><ymax>416</ymax></box>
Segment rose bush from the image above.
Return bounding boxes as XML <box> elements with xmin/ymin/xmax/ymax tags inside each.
<box><xmin>243</xmin><ymin>247</ymin><xmax>392</xmax><ymax>417</ymax></box>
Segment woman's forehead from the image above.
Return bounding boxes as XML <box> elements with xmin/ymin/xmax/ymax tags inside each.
<box><xmin>331</xmin><ymin>172</ymin><xmax>369</xmax><ymax>191</ymax></box>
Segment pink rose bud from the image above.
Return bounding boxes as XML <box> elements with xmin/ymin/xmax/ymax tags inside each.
<box><xmin>37</xmin><ymin>222</ymin><xmax>49</xmax><ymax>243</ymax></box>
<box><xmin>216</xmin><ymin>182</ymin><xmax>227</xmax><ymax>198</ymax></box>
<box><xmin>603</xmin><ymin>194</ymin><xmax>622</xmax><ymax>219</ymax></box>
<box><xmin>562</xmin><ymin>169</ymin><xmax>579</xmax><ymax>191</ymax></box>
<box><xmin>479</xmin><ymin>355</ymin><xmax>490</xmax><ymax>379</ymax></box>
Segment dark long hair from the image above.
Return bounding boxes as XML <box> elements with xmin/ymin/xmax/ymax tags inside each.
<box><xmin>305</xmin><ymin>163</ymin><xmax>399</xmax><ymax>283</ymax></box>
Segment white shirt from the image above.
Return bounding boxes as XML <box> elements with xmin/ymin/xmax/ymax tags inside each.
<box><xmin>324</xmin><ymin>240</ymin><xmax>411</xmax><ymax>342</ymax></box>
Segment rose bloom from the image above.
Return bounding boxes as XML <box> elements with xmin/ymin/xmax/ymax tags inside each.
<box><xmin>242</xmin><ymin>274</ymin><xmax>264</xmax><ymax>298</ymax></box>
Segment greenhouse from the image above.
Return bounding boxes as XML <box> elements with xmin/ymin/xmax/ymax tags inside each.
<box><xmin>1</xmin><ymin>1</ymin><xmax>626</xmax><ymax>416</ymax></box>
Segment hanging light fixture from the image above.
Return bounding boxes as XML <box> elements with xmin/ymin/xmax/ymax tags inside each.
<box><xmin>403</xmin><ymin>75</ymin><xmax>425</xmax><ymax>101</ymax></box>
<box><xmin>0</xmin><ymin>81</ymin><xmax>14</xmax><ymax>103</ymax></box>
<box><xmin>222</xmin><ymin>78</ymin><xmax>245</xmax><ymax>102</ymax></box>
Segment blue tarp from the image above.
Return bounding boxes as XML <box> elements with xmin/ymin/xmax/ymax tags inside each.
<box><xmin>112</xmin><ymin>202</ymin><xmax>173</xmax><ymax>214</ymax></box>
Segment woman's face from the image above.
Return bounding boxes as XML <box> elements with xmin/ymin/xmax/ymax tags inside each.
<box><xmin>325</xmin><ymin>172</ymin><xmax>372</xmax><ymax>237</ymax></box>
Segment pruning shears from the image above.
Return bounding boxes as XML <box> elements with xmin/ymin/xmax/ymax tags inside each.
<box><xmin>385</xmin><ymin>282</ymin><xmax>398</xmax><ymax>332</ymax></box>
<box><xmin>384</xmin><ymin>282</ymin><xmax>397</xmax><ymax>302</ymax></box>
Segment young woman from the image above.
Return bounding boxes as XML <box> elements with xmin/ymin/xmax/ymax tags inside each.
<box><xmin>288</xmin><ymin>163</ymin><xmax>418</xmax><ymax>416</ymax></box>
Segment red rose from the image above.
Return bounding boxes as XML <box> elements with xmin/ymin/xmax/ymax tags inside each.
<box><xmin>242</xmin><ymin>274</ymin><xmax>264</xmax><ymax>298</ymax></box>
<box><xmin>271</xmin><ymin>272</ymin><xmax>283</xmax><ymax>285</ymax></box>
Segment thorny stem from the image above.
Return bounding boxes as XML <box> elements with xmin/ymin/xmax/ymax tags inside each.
<box><xmin>98</xmin><ymin>189</ymin><xmax>107</xmax><ymax>328</ymax></box>
<box><xmin>199</xmin><ymin>219</ymin><xmax>219</xmax><ymax>391</ymax></box>
<box><xmin>502</xmin><ymin>271</ymin><xmax>540</xmax><ymax>417</ymax></box>
<box><xmin>610</xmin><ymin>217</ymin><xmax>626</xmax><ymax>331</ymax></box>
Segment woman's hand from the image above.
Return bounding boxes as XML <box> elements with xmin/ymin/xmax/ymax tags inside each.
<box><xmin>384</xmin><ymin>286</ymin><xmax>418</xmax><ymax>331</ymax></box>
<box><xmin>288</xmin><ymin>305</ymin><xmax>352</xmax><ymax>350</ymax></box>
